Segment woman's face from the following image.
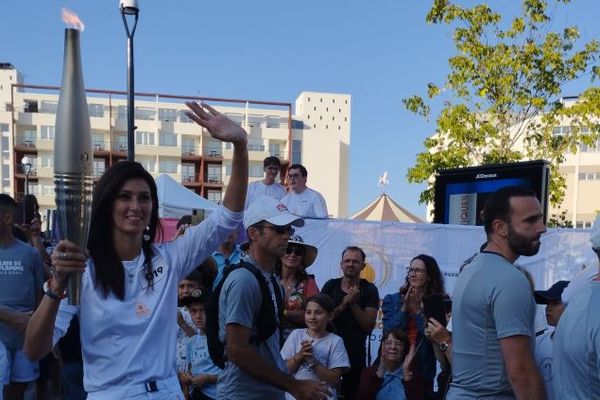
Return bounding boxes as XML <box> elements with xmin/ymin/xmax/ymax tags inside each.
<box><xmin>407</xmin><ymin>258</ymin><xmax>429</xmax><ymax>290</ymax></box>
<box><xmin>112</xmin><ymin>178</ymin><xmax>153</xmax><ymax>239</ymax></box>
<box><xmin>281</xmin><ymin>244</ymin><xmax>304</xmax><ymax>270</ymax></box>
<box><xmin>382</xmin><ymin>333</ymin><xmax>405</xmax><ymax>364</ymax></box>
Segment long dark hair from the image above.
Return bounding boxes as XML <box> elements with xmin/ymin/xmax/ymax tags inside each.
<box><xmin>87</xmin><ymin>161</ymin><xmax>162</xmax><ymax>300</ymax></box>
<box><xmin>400</xmin><ymin>254</ymin><xmax>445</xmax><ymax>297</ymax></box>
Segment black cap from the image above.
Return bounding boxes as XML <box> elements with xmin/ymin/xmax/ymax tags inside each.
<box><xmin>533</xmin><ymin>280</ymin><xmax>569</xmax><ymax>304</ymax></box>
<box><xmin>180</xmin><ymin>288</ymin><xmax>209</xmax><ymax>307</ymax></box>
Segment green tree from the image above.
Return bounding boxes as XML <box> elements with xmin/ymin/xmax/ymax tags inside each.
<box><xmin>404</xmin><ymin>0</ymin><xmax>600</xmax><ymax>217</ymax></box>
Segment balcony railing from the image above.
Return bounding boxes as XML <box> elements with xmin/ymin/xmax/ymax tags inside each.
<box><xmin>203</xmin><ymin>147</ymin><xmax>223</xmax><ymax>157</ymax></box>
<box><xmin>181</xmin><ymin>145</ymin><xmax>198</xmax><ymax>156</ymax></box>
<box><xmin>113</xmin><ymin>143</ymin><xmax>128</xmax><ymax>152</ymax></box>
<box><xmin>206</xmin><ymin>175</ymin><xmax>222</xmax><ymax>184</ymax></box>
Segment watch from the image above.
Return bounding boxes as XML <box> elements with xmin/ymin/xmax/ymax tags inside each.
<box><xmin>439</xmin><ymin>341</ymin><xmax>449</xmax><ymax>352</ymax></box>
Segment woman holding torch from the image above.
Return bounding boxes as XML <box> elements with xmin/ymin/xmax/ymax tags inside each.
<box><xmin>24</xmin><ymin>103</ymin><xmax>248</xmax><ymax>400</ymax></box>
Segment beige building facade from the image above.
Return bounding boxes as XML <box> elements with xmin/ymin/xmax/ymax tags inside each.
<box><xmin>0</xmin><ymin>64</ymin><xmax>350</xmax><ymax>221</ymax></box>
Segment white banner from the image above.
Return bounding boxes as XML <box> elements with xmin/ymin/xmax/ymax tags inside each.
<box><xmin>295</xmin><ymin>219</ymin><xmax>596</xmax><ymax>356</ymax></box>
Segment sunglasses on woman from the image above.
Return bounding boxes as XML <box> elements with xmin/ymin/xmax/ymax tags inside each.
<box><xmin>286</xmin><ymin>246</ymin><xmax>304</xmax><ymax>256</ymax></box>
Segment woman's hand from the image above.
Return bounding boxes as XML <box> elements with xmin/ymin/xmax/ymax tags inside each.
<box><xmin>425</xmin><ymin>317</ymin><xmax>451</xmax><ymax>345</ymax></box>
<box><xmin>403</xmin><ymin>286</ymin><xmax>424</xmax><ymax>314</ymax></box>
<box><xmin>50</xmin><ymin>240</ymin><xmax>87</xmax><ymax>291</ymax></box>
<box><xmin>185</xmin><ymin>102</ymin><xmax>248</xmax><ymax>145</ymax></box>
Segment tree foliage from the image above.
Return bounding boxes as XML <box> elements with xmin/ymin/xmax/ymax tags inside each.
<box><xmin>404</xmin><ymin>0</ymin><xmax>600</xmax><ymax>212</ymax></box>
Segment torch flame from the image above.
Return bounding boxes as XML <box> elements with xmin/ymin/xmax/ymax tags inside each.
<box><xmin>61</xmin><ymin>8</ymin><xmax>85</xmax><ymax>32</ymax></box>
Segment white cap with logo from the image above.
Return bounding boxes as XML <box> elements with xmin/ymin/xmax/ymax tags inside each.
<box><xmin>243</xmin><ymin>196</ymin><xmax>304</xmax><ymax>230</ymax></box>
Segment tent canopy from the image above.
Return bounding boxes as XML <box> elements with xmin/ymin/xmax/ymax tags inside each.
<box><xmin>155</xmin><ymin>174</ymin><xmax>217</xmax><ymax>218</ymax></box>
<box><xmin>351</xmin><ymin>193</ymin><xmax>423</xmax><ymax>223</ymax></box>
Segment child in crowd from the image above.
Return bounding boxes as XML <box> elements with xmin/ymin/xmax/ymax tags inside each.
<box><xmin>281</xmin><ymin>293</ymin><xmax>350</xmax><ymax>400</ymax></box>
<box><xmin>533</xmin><ymin>280</ymin><xmax>569</xmax><ymax>400</ymax></box>
<box><xmin>177</xmin><ymin>289</ymin><xmax>220</xmax><ymax>400</ymax></box>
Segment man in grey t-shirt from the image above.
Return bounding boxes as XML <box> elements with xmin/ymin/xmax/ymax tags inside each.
<box><xmin>446</xmin><ymin>186</ymin><xmax>546</xmax><ymax>400</ymax></box>
<box><xmin>217</xmin><ymin>196</ymin><xmax>329</xmax><ymax>400</ymax></box>
<box><xmin>0</xmin><ymin>194</ymin><xmax>44</xmax><ymax>400</ymax></box>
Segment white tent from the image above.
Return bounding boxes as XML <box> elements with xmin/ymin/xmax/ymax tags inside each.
<box><xmin>155</xmin><ymin>174</ymin><xmax>217</xmax><ymax>218</ymax></box>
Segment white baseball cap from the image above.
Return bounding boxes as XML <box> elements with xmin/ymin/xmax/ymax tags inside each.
<box><xmin>243</xmin><ymin>196</ymin><xmax>304</xmax><ymax>230</ymax></box>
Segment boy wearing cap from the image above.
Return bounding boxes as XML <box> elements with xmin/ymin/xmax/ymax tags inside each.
<box><xmin>217</xmin><ymin>196</ymin><xmax>330</xmax><ymax>400</ymax></box>
<box><xmin>533</xmin><ymin>280</ymin><xmax>569</xmax><ymax>400</ymax></box>
<box><xmin>178</xmin><ymin>290</ymin><xmax>220</xmax><ymax>400</ymax></box>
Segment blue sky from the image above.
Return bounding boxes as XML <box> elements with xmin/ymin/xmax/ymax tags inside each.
<box><xmin>2</xmin><ymin>0</ymin><xmax>599</xmax><ymax>218</ymax></box>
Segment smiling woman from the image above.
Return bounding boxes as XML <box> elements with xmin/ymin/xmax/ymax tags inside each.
<box><xmin>23</xmin><ymin>102</ymin><xmax>249</xmax><ymax>400</ymax></box>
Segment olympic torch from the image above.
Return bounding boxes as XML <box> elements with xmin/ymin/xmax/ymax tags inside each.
<box><xmin>54</xmin><ymin>9</ymin><xmax>93</xmax><ymax>305</ymax></box>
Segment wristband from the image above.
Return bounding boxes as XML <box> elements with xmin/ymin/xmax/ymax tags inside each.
<box><xmin>43</xmin><ymin>278</ymin><xmax>67</xmax><ymax>301</ymax></box>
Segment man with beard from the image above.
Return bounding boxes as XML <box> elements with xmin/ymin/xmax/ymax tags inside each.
<box><xmin>446</xmin><ymin>186</ymin><xmax>546</xmax><ymax>400</ymax></box>
<box><xmin>321</xmin><ymin>246</ymin><xmax>379</xmax><ymax>400</ymax></box>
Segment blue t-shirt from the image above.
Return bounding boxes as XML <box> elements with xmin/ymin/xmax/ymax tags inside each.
<box><xmin>186</xmin><ymin>333</ymin><xmax>220</xmax><ymax>399</ymax></box>
<box><xmin>376</xmin><ymin>366</ymin><xmax>407</xmax><ymax>400</ymax></box>
<box><xmin>217</xmin><ymin>255</ymin><xmax>286</xmax><ymax>400</ymax></box>
<box><xmin>553</xmin><ymin>280</ymin><xmax>600</xmax><ymax>398</ymax></box>
<box><xmin>447</xmin><ymin>252</ymin><xmax>535</xmax><ymax>399</ymax></box>
<box><xmin>0</xmin><ymin>239</ymin><xmax>45</xmax><ymax>349</ymax></box>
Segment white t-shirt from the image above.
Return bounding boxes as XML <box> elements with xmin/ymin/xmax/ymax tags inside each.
<box><xmin>535</xmin><ymin>329</ymin><xmax>555</xmax><ymax>400</ymax></box>
<box><xmin>281</xmin><ymin>188</ymin><xmax>328</xmax><ymax>218</ymax></box>
<box><xmin>245</xmin><ymin>180</ymin><xmax>287</xmax><ymax>209</ymax></box>
<box><xmin>280</xmin><ymin>329</ymin><xmax>350</xmax><ymax>400</ymax></box>
<box><xmin>52</xmin><ymin>205</ymin><xmax>242</xmax><ymax>399</ymax></box>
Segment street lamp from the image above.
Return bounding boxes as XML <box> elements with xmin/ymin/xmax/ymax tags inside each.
<box><xmin>119</xmin><ymin>0</ymin><xmax>139</xmax><ymax>161</ymax></box>
<box><xmin>21</xmin><ymin>156</ymin><xmax>32</xmax><ymax>195</ymax></box>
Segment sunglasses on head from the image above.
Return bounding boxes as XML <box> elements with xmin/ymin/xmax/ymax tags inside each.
<box><xmin>286</xmin><ymin>246</ymin><xmax>304</xmax><ymax>256</ymax></box>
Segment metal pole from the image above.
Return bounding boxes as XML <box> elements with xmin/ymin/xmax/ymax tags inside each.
<box><xmin>24</xmin><ymin>172</ymin><xmax>29</xmax><ymax>195</ymax></box>
<box><xmin>127</xmin><ymin>35</ymin><xmax>135</xmax><ymax>161</ymax></box>
<box><xmin>121</xmin><ymin>7</ymin><xmax>138</xmax><ymax>161</ymax></box>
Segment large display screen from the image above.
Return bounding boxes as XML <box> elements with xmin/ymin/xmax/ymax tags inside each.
<box><xmin>433</xmin><ymin>161</ymin><xmax>549</xmax><ymax>225</ymax></box>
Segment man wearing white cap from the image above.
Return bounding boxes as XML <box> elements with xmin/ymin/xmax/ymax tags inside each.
<box><xmin>553</xmin><ymin>215</ymin><xmax>600</xmax><ymax>398</ymax></box>
<box><xmin>217</xmin><ymin>196</ymin><xmax>330</xmax><ymax>400</ymax></box>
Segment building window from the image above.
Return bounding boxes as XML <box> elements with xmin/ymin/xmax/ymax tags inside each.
<box><xmin>581</xmin><ymin>138</ymin><xmax>600</xmax><ymax>152</ymax></box>
<box><xmin>93</xmin><ymin>158</ymin><xmax>106</xmax><ymax>177</ymax></box>
<box><xmin>207</xmin><ymin>164</ymin><xmax>222</xmax><ymax>182</ymax></box>
<box><xmin>41</xmin><ymin>155</ymin><xmax>53</xmax><ymax>168</ymax></box>
<box><xmin>332</xmin><ymin>99</ymin><xmax>335</xmax><ymax>103</ymax></box>
<box><xmin>249</xmin><ymin>163</ymin><xmax>263</xmax><ymax>178</ymax></box>
<box><xmin>136</xmin><ymin>131</ymin><xmax>156</xmax><ymax>146</ymax></box>
<box><xmin>139</xmin><ymin>158</ymin><xmax>156</xmax><ymax>172</ymax></box>
<box><xmin>578</xmin><ymin>172</ymin><xmax>600</xmax><ymax>181</ymax></box>
<box><xmin>41</xmin><ymin>125</ymin><xmax>55</xmax><ymax>140</ymax></box>
<box><xmin>553</xmin><ymin>126</ymin><xmax>571</xmax><ymax>136</ymax></box>
<box><xmin>207</xmin><ymin>190</ymin><xmax>222</xmax><ymax>204</ymax></box>
<box><xmin>88</xmin><ymin>104</ymin><xmax>104</xmax><ymax>117</ymax></box>
<box><xmin>24</xmin><ymin>100</ymin><xmax>38</xmax><ymax>113</ymax></box>
<box><xmin>179</xmin><ymin>110</ymin><xmax>193</xmax><ymax>123</ymax></box>
<box><xmin>159</xmin><ymin>133</ymin><xmax>177</xmax><ymax>147</ymax></box>
<box><xmin>181</xmin><ymin>163</ymin><xmax>196</xmax><ymax>181</ymax></box>
<box><xmin>158</xmin><ymin>108</ymin><xmax>177</xmax><ymax>122</ymax></box>
<box><xmin>92</xmin><ymin>134</ymin><xmax>105</xmax><ymax>151</ymax></box>
<box><xmin>159</xmin><ymin>160</ymin><xmax>178</xmax><ymax>173</ymax></box>
<box><xmin>292</xmin><ymin>140</ymin><xmax>302</xmax><ymax>164</ymax></box>
<box><xmin>575</xmin><ymin>221</ymin><xmax>593</xmax><ymax>229</ymax></box>
<box><xmin>135</xmin><ymin>107</ymin><xmax>155</xmax><ymax>121</ymax></box>
<box><xmin>41</xmin><ymin>101</ymin><xmax>58</xmax><ymax>114</ymax></box>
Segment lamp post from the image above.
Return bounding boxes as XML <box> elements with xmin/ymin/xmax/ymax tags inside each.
<box><xmin>21</xmin><ymin>156</ymin><xmax>32</xmax><ymax>196</ymax></box>
<box><xmin>119</xmin><ymin>0</ymin><xmax>139</xmax><ymax>161</ymax></box>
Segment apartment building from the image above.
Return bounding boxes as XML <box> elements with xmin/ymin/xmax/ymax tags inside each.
<box><xmin>0</xmin><ymin>63</ymin><xmax>350</xmax><ymax>220</ymax></box>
